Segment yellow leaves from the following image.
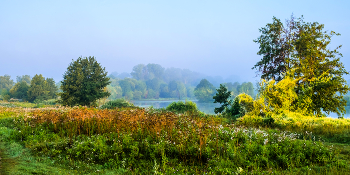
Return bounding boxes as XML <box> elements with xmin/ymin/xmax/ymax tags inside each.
<box><xmin>259</xmin><ymin>77</ymin><xmax>298</xmax><ymax>112</ymax></box>
<box><xmin>240</xmin><ymin>111</ymin><xmax>350</xmax><ymax>137</ymax></box>
<box><xmin>237</xmin><ymin>93</ymin><xmax>255</xmax><ymax>113</ymax></box>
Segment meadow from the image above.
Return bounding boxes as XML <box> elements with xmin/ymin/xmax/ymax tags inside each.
<box><xmin>0</xmin><ymin>102</ymin><xmax>349</xmax><ymax>174</ymax></box>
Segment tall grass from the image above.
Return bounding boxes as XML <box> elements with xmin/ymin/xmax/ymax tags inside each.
<box><xmin>0</xmin><ymin>106</ymin><xmax>346</xmax><ymax>174</ymax></box>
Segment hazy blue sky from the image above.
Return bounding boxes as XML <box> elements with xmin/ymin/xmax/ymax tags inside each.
<box><xmin>1</xmin><ymin>0</ymin><xmax>349</xmax><ymax>83</ymax></box>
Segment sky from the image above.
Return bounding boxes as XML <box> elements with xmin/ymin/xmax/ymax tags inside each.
<box><xmin>1</xmin><ymin>0</ymin><xmax>350</xmax><ymax>83</ymax></box>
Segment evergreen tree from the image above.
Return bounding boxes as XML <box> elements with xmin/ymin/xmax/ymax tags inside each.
<box><xmin>213</xmin><ymin>84</ymin><xmax>232</xmax><ymax>114</ymax></box>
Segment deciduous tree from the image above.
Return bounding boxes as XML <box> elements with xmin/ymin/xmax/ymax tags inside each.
<box><xmin>194</xmin><ymin>79</ymin><xmax>216</xmax><ymax>102</ymax></box>
<box><xmin>253</xmin><ymin>15</ymin><xmax>349</xmax><ymax>116</ymax></box>
<box><xmin>10</xmin><ymin>81</ymin><xmax>30</xmax><ymax>100</ymax></box>
<box><xmin>59</xmin><ymin>56</ymin><xmax>110</xmax><ymax>106</ymax></box>
<box><xmin>27</xmin><ymin>74</ymin><xmax>46</xmax><ymax>102</ymax></box>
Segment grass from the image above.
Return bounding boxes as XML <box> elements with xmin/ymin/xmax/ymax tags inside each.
<box><xmin>238</xmin><ymin>111</ymin><xmax>350</xmax><ymax>143</ymax></box>
<box><xmin>0</xmin><ymin>104</ymin><xmax>349</xmax><ymax>174</ymax></box>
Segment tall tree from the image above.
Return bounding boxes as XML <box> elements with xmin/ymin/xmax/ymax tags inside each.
<box><xmin>44</xmin><ymin>78</ymin><xmax>58</xmax><ymax>99</ymax></box>
<box><xmin>27</xmin><ymin>74</ymin><xmax>46</xmax><ymax>102</ymax></box>
<box><xmin>131</xmin><ymin>64</ymin><xmax>146</xmax><ymax>80</ymax></box>
<box><xmin>146</xmin><ymin>64</ymin><xmax>164</xmax><ymax>80</ymax></box>
<box><xmin>0</xmin><ymin>75</ymin><xmax>14</xmax><ymax>91</ymax></box>
<box><xmin>194</xmin><ymin>79</ymin><xmax>216</xmax><ymax>102</ymax></box>
<box><xmin>252</xmin><ymin>15</ymin><xmax>298</xmax><ymax>81</ymax></box>
<box><xmin>240</xmin><ymin>82</ymin><xmax>254</xmax><ymax>98</ymax></box>
<box><xmin>10</xmin><ymin>81</ymin><xmax>30</xmax><ymax>100</ymax></box>
<box><xmin>16</xmin><ymin>75</ymin><xmax>31</xmax><ymax>85</ymax></box>
<box><xmin>213</xmin><ymin>84</ymin><xmax>232</xmax><ymax>114</ymax></box>
<box><xmin>292</xmin><ymin>21</ymin><xmax>348</xmax><ymax>116</ymax></box>
<box><xmin>59</xmin><ymin>56</ymin><xmax>110</xmax><ymax>107</ymax></box>
<box><xmin>253</xmin><ymin>15</ymin><xmax>349</xmax><ymax>116</ymax></box>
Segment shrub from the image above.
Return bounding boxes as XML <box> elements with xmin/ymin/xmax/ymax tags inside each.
<box><xmin>100</xmin><ymin>98</ymin><xmax>134</xmax><ymax>109</ymax></box>
<box><xmin>166</xmin><ymin>101</ymin><xmax>198</xmax><ymax>113</ymax></box>
<box><xmin>3</xmin><ymin>95</ymin><xmax>10</xmax><ymax>102</ymax></box>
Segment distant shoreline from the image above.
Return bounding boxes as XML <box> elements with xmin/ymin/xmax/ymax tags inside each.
<box><xmin>131</xmin><ymin>98</ymin><xmax>198</xmax><ymax>102</ymax></box>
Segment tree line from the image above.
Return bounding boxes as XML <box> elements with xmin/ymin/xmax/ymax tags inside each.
<box><xmin>106</xmin><ymin>63</ymin><xmax>254</xmax><ymax>102</ymax></box>
<box><xmin>0</xmin><ymin>62</ymin><xmax>254</xmax><ymax>104</ymax></box>
<box><xmin>0</xmin><ymin>74</ymin><xmax>57</xmax><ymax>102</ymax></box>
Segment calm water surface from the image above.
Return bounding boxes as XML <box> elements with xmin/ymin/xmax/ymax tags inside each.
<box><xmin>131</xmin><ymin>100</ymin><xmax>220</xmax><ymax>114</ymax></box>
<box><xmin>132</xmin><ymin>100</ymin><xmax>350</xmax><ymax>119</ymax></box>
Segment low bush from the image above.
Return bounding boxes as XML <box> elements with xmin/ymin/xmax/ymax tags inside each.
<box><xmin>166</xmin><ymin>101</ymin><xmax>198</xmax><ymax>113</ymax></box>
<box><xmin>100</xmin><ymin>98</ymin><xmax>134</xmax><ymax>109</ymax></box>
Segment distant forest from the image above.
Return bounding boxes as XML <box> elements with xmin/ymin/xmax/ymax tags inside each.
<box><xmin>0</xmin><ymin>63</ymin><xmax>256</xmax><ymax>103</ymax></box>
<box><xmin>106</xmin><ymin>63</ymin><xmax>255</xmax><ymax>101</ymax></box>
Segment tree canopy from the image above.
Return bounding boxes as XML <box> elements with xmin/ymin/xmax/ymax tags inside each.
<box><xmin>194</xmin><ymin>79</ymin><xmax>216</xmax><ymax>102</ymax></box>
<box><xmin>253</xmin><ymin>15</ymin><xmax>349</xmax><ymax>116</ymax></box>
<box><xmin>0</xmin><ymin>75</ymin><xmax>14</xmax><ymax>91</ymax></box>
<box><xmin>213</xmin><ymin>84</ymin><xmax>232</xmax><ymax>114</ymax></box>
<box><xmin>27</xmin><ymin>74</ymin><xmax>58</xmax><ymax>102</ymax></box>
<box><xmin>10</xmin><ymin>81</ymin><xmax>30</xmax><ymax>100</ymax></box>
<box><xmin>59</xmin><ymin>56</ymin><xmax>111</xmax><ymax>107</ymax></box>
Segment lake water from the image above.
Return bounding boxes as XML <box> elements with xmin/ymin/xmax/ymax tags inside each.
<box><xmin>131</xmin><ymin>100</ymin><xmax>350</xmax><ymax>119</ymax></box>
<box><xmin>131</xmin><ymin>100</ymin><xmax>220</xmax><ymax>114</ymax></box>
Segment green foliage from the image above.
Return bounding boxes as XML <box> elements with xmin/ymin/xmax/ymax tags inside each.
<box><xmin>133</xmin><ymin>91</ymin><xmax>142</xmax><ymax>100</ymax></box>
<box><xmin>110</xmin><ymin>64</ymin><xmax>253</xmax><ymax>101</ymax></box>
<box><xmin>239</xmin><ymin>111</ymin><xmax>350</xmax><ymax>144</ymax></box>
<box><xmin>0</xmin><ymin>75</ymin><xmax>14</xmax><ymax>91</ymax></box>
<box><xmin>16</xmin><ymin>75</ymin><xmax>31</xmax><ymax>85</ymax></box>
<box><xmin>227</xmin><ymin>97</ymin><xmax>243</xmax><ymax>119</ymax></box>
<box><xmin>221</xmin><ymin>81</ymin><xmax>255</xmax><ymax>99</ymax></box>
<box><xmin>3</xmin><ymin>94</ymin><xmax>10</xmax><ymax>102</ymax></box>
<box><xmin>27</xmin><ymin>74</ymin><xmax>58</xmax><ymax>102</ymax></box>
<box><xmin>44</xmin><ymin>78</ymin><xmax>58</xmax><ymax>99</ymax></box>
<box><xmin>130</xmin><ymin>63</ymin><xmax>165</xmax><ymax>81</ymax></box>
<box><xmin>100</xmin><ymin>98</ymin><xmax>134</xmax><ymax>109</ymax></box>
<box><xmin>119</xmin><ymin>78</ymin><xmax>136</xmax><ymax>96</ymax></box>
<box><xmin>27</xmin><ymin>74</ymin><xmax>44</xmax><ymax>102</ymax></box>
<box><xmin>253</xmin><ymin>15</ymin><xmax>349</xmax><ymax>116</ymax></box>
<box><xmin>146</xmin><ymin>78</ymin><xmax>161</xmax><ymax>92</ymax></box>
<box><xmin>10</xmin><ymin>81</ymin><xmax>30</xmax><ymax>100</ymax></box>
<box><xmin>259</xmin><ymin>77</ymin><xmax>298</xmax><ymax>113</ymax></box>
<box><xmin>147</xmin><ymin>89</ymin><xmax>157</xmax><ymax>99</ymax></box>
<box><xmin>239</xmin><ymin>82</ymin><xmax>255</xmax><ymax>98</ymax></box>
<box><xmin>194</xmin><ymin>79</ymin><xmax>216</xmax><ymax>102</ymax></box>
<box><xmin>166</xmin><ymin>101</ymin><xmax>198</xmax><ymax>113</ymax></box>
<box><xmin>213</xmin><ymin>84</ymin><xmax>232</xmax><ymax>114</ymax></box>
<box><xmin>252</xmin><ymin>16</ymin><xmax>288</xmax><ymax>82</ymax></box>
<box><xmin>1</xmin><ymin>89</ymin><xmax>10</xmax><ymax>101</ymax></box>
<box><xmin>237</xmin><ymin>93</ymin><xmax>255</xmax><ymax>115</ymax></box>
<box><xmin>1</xmin><ymin>107</ymin><xmax>350</xmax><ymax>174</ymax></box>
<box><xmin>59</xmin><ymin>56</ymin><xmax>111</xmax><ymax>107</ymax></box>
